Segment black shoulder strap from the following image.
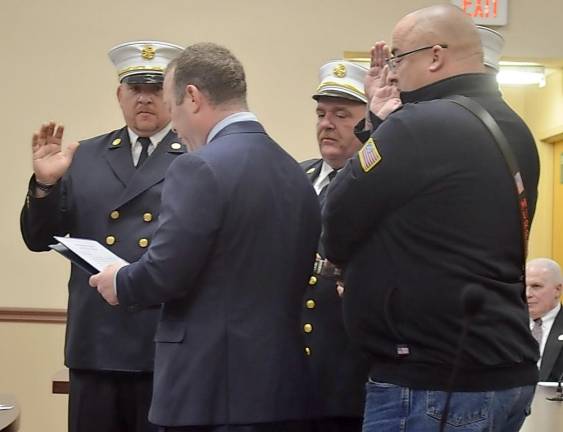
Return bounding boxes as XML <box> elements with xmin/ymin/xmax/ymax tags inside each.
<box><xmin>447</xmin><ymin>95</ymin><xmax>530</xmax><ymax>270</ymax></box>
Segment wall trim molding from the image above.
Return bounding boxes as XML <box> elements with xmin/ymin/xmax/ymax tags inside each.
<box><xmin>0</xmin><ymin>307</ymin><xmax>67</xmax><ymax>324</ymax></box>
<box><xmin>540</xmin><ymin>125</ymin><xmax>563</xmax><ymax>144</ymax></box>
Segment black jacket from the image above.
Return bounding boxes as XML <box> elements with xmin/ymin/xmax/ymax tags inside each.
<box><xmin>323</xmin><ymin>74</ymin><xmax>540</xmax><ymax>391</ymax></box>
<box><xmin>540</xmin><ymin>306</ymin><xmax>563</xmax><ymax>382</ymax></box>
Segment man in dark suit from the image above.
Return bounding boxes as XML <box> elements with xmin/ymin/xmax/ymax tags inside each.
<box><xmin>91</xmin><ymin>42</ymin><xmax>321</xmax><ymax>432</ymax></box>
<box><xmin>526</xmin><ymin>258</ymin><xmax>563</xmax><ymax>382</ymax></box>
<box><xmin>301</xmin><ymin>60</ymin><xmax>371</xmax><ymax>432</ymax></box>
<box><xmin>20</xmin><ymin>40</ymin><xmax>184</xmax><ymax>432</ymax></box>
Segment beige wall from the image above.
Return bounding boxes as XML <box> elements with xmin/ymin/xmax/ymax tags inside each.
<box><xmin>4</xmin><ymin>0</ymin><xmax>563</xmax><ymax>309</ymax></box>
<box><xmin>0</xmin><ymin>323</ymin><xmax>67</xmax><ymax>432</ymax></box>
<box><xmin>2</xmin><ymin>1</ymin><xmax>563</xmax><ymax>431</ymax></box>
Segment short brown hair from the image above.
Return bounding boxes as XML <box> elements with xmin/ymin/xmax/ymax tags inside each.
<box><xmin>169</xmin><ymin>42</ymin><xmax>247</xmax><ymax>107</ymax></box>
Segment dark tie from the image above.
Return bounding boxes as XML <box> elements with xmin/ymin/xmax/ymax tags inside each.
<box><xmin>137</xmin><ymin>137</ymin><xmax>151</xmax><ymax>168</ymax></box>
<box><xmin>532</xmin><ymin>318</ymin><xmax>543</xmax><ymax>345</ymax></box>
<box><xmin>318</xmin><ymin>169</ymin><xmax>338</xmax><ymax>209</ymax></box>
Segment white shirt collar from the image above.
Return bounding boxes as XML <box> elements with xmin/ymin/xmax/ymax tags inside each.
<box><xmin>531</xmin><ymin>303</ymin><xmax>561</xmax><ymax>359</ymax></box>
<box><xmin>127</xmin><ymin>123</ymin><xmax>172</xmax><ymax>147</ymax></box>
<box><xmin>313</xmin><ymin>161</ymin><xmax>339</xmax><ymax>194</ymax></box>
<box><xmin>531</xmin><ymin>303</ymin><xmax>561</xmax><ymax>326</ymax></box>
<box><xmin>206</xmin><ymin>112</ymin><xmax>258</xmax><ymax>144</ymax></box>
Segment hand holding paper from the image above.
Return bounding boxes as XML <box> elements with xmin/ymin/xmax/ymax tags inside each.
<box><xmin>89</xmin><ymin>262</ymin><xmax>127</xmax><ymax>306</ymax></box>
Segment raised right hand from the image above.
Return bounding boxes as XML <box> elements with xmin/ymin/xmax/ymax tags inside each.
<box><xmin>32</xmin><ymin>121</ymin><xmax>79</xmax><ymax>184</ymax></box>
<box><xmin>365</xmin><ymin>42</ymin><xmax>401</xmax><ymax>120</ymax></box>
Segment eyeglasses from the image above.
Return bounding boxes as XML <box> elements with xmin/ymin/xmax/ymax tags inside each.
<box><xmin>385</xmin><ymin>44</ymin><xmax>448</xmax><ymax>71</ymax></box>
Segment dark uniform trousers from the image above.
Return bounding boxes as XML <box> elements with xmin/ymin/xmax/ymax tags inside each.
<box><xmin>310</xmin><ymin>418</ymin><xmax>362</xmax><ymax>432</ymax></box>
<box><xmin>70</xmin><ymin>370</ymin><xmax>156</xmax><ymax>432</ymax></box>
<box><xmin>154</xmin><ymin>386</ymin><xmax>362</xmax><ymax>432</ymax></box>
<box><xmin>159</xmin><ymin>421</ymin><xmax>313</xmax><ymax>432</ymax></box>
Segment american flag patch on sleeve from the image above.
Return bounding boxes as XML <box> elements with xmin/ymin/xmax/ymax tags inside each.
<box><xmin>358</xmin><ymin>138</ymin><xmax>382</xmax><ymax>172</ymax></box>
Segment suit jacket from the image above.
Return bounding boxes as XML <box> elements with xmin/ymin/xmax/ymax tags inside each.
<box><xmin>540</xmin><ymin>305</ymin><xmax>563</xmax><ymax>382</ymax></box>
<box><xmin>301</xmin><ymin>159</ymin><xmax>370</xmax><ymax>419</ymax></box>
<box><xmin>116</xmin><ymin>121</ymin><xmax>321</xmax><ymax>426</ymax></box>
<box><xmin>21</xmin><ymin>127</ymin><xmax>186</xmax><ymax>371</ymax></box>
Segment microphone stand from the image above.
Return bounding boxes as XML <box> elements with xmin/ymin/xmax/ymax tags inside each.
<box><xmin>438</xmin><ymin>285</ymin><xmax>484</xmax><ymax>432</ymax></box>
<box><xmin>438</xmin><ymin>317</ymin><xmax>469</xmax><ymax>432</ymax></box>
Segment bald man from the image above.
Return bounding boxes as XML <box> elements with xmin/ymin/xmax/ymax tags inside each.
<box><xmin>323</xmin><ymin>5</ymin><xmax>540</xmax><ymax>431</ymax></box>
<box><xmin>526</xmin><ymin>258</ymin><xmax>563</xmax><ymax>382</ymax></box>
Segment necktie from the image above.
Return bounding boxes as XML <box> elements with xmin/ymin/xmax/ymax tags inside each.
<box><xmin>137</xmin><ymin>137</ymin><xmax>151</xmax><ymax>168</ymax></box>
<box><xmin>318</xmin><ymin>169</ymin><xmax>338</xmax><ymax>209</ymax></box>
<box><xmin>532</xmin><ymin>318</ymin><xmax>543</xmax><ymax>345</ymax></box>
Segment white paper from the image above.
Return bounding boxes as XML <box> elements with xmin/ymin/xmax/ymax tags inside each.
<box><xmin>54</xmin><ymin>236</ymin><xmax>129</xmax><ymax>271</ymax></box>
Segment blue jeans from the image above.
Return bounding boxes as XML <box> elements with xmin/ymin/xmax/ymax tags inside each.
<box><xmin>362</xmin><ymin>380</ymin><xmax>535</xmax><ymax>432</ymax></box>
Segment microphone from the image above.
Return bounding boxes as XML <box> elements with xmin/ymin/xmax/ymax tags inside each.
<box><xmin>546</xmin><ymin>372</ymin><xmax>563</xmax><ymax>402</ymax></box>
<box><xmin>439</xmin><ymin>284</ymin><xmax>485</xmax><ymax>432</ymax></box>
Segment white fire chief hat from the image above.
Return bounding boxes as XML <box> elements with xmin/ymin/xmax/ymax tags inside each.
<box><xmin>108</xmin><ymin>40</ymin><xmax>184</xmax><ymax>84</ymax></box>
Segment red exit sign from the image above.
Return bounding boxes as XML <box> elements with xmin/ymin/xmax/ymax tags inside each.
<box><xmin>451</xmin><ymin>0</ymin><xmax>508</xmax><ymax>26</ymax></box>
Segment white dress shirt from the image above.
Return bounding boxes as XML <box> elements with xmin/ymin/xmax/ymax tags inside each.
<box><xmin>313</xmin><ymin>161</ymin><xmax>339</xmax><ymax>195</ymax></box>
<box><xmin>530</xmin><ymin>303</ymin><xmax>561</xmax><ymax>361</ymax></box>
<box><xmin>127</xmin><ymin>124</ymin><xmax>172</xmax><ymax>166</ymax></box>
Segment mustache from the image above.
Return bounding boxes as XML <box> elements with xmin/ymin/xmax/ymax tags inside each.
<box><xmin>136</xmin><ymin>109</ymin><xmax>155</xmax><ymax>115</ymax></box>
<box><xmin>319</xmin><ymin>134</ymin><xmax>337</xmax><ymax>140</ymax></box>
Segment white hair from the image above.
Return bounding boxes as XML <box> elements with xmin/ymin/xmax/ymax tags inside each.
<box><xmin>526</xmin><ymin>258</ymin><xmax>563</xmax><ymax>284</ymax></box>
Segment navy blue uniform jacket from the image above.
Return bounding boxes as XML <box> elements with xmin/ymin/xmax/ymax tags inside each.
<box><xmin>116</xmin><ymin>121</ymin><xmax>321</xmax><ymax>426</ymax></box>
<box><xmin>301</xmin><ymin>158</ymin><xmax>370</xmax><ymax>419</ymax></box>
<box><xmin>21</xmin><ymin>127</ymin><xmax>185</xmax><ymax>371</ymax></box>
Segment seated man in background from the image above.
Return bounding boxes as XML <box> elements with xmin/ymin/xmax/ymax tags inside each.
<box><xmin>526</xmin><ymin>258</ymin><xmax>563</xmax><ymax>382</ymax></box>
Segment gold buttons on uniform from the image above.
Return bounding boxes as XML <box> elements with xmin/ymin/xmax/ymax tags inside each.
<box><xmin>105</xmin><ymin>235</ymin><xmax>116</xmax><ymax>246</ymax></box>
<box><xmin>303</xmin><ymin>323</ymin><xmax>313</xmax><ymax>333</ymax></box>
<box><xmin>305</xmin><ymin>347</ymin><xmax>311</xmax><ymax>356</ymax></box>
<box><xmin>110</xmin><ymin>210</ymin><xmax>120</xmax><ymax>220</ymax></box>
<box><xmin>112</xmin><ymin>138</ymin><xmax>121</xmax><ymax>146</ymax></box>
<box><xmin>143</xmin><ymin>212</ymin><xmax>153</xmax><ymax>222</ymax></box>
<box><xmin>138</xmin><ymin>238</ymin><xmax>149</xmax><ymax>248</ymax></box>
<box><xmin>306</xmin><ymin>299</ymin><xmax>316</xmax><ymax>309</ymax></box>
<box><xmin>308</xmin><ymin>276</ymin><xmax>318</xmax><ymax>286</ymax></box>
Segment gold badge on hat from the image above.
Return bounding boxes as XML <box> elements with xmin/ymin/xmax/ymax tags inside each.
<box><xmin>333</xmin><ymin>64</ymin><xmax>347</xmax><ymax>78</ymax></box>
<box><xmin>141</xmin><ymin>45</ymin><xmax>156</xmax><ymax>60</ymax></box>
<box><xmin>359</xmin><ymin>138</ymin><xmax>382</xmax><ymax>172</ymax></box>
